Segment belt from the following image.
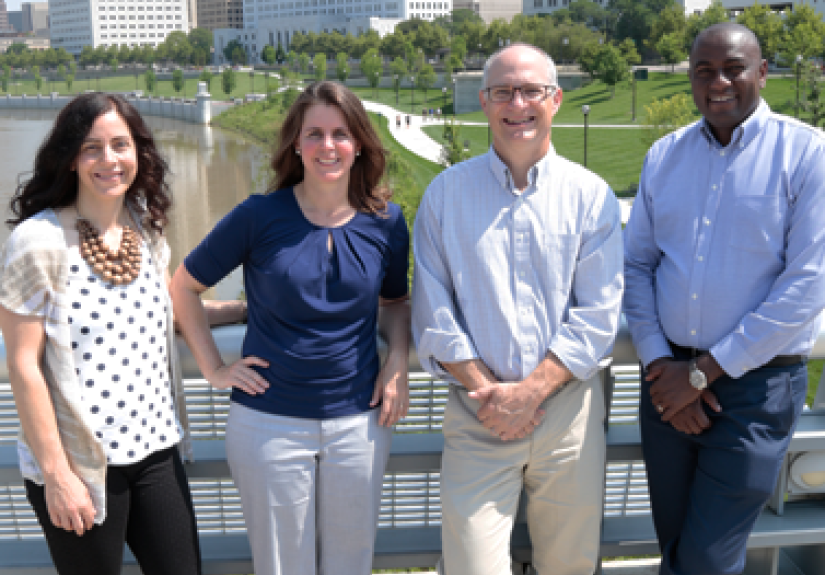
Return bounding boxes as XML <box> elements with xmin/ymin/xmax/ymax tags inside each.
<box><xmin>667</xmin><ymin>341</ymin><xmax>805</xmax><ymax>368</ymax></box>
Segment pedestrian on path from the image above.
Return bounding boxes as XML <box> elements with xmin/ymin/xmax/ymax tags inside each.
<box><xmin>396</xmin><ymin>114</ymin><xmax>401</xmax><ymax>129</ymax></box>
<box><xmin>406</xmin><ymin>114</ymin><xmax>411</xmax><ymax>128</ymax></box>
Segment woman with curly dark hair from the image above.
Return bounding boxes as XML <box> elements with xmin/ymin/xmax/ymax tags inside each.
<box><xmin>171</xmin><ymin>81</ymin><xmax>411</xmax><ymax>575</ymax></box>
<box><xmin>0</xmin><ymin>93</ymin><xmax>245</xmax><ymax>575</ymax></box>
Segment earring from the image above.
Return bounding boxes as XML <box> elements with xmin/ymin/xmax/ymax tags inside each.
<box><xmin>295</xmin><ymin>149</ymin><xmax>301</xmax><ymax>156</ymax></box>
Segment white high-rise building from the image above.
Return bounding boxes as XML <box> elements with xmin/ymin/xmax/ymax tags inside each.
<box><xmin>49</xmin><ymin>0</ymin><xmax>190</xmax><ymax>56</ymax></box>
<box><xmin>214</xmin><ymin>0</ymin><xmax>450</xmax><ymax>64</ymax></box>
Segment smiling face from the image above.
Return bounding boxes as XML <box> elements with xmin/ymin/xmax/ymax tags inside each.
<box><xmin>295</xmin><ymin>103</ymin><xmax>360</xmax><ymax>187</ymax></box>
<box><xmin>480</xmin><ymin>45</ymin><xmax>561</xmax><ymax>163</ymax></box>
<box><xmin>689</xmin><ymin>26</ymin><xmax>767</xmax><ymax>146</ymax></box>
<box><xmin>73</xmin><ymin>109</ymin><xmax>138</xmax><ymax>204</ymax></box>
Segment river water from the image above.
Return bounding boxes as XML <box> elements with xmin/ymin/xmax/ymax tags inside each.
<box><xmin>0</xmin><ymin>109</ymin><xmax>271</xmax><ymax>300</ymax></box>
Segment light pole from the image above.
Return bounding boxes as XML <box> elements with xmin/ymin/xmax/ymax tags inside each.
<box><xmin>394</xmin><ymin>74</ymin><xmax>399</xmax><ymax>105</ymax></box>
<box><xmin>442</xmin><ymin>86</ymin><xmax>447</xmax><ymax>112</ymax></box>
<box><xmin>410</xmin><ymin>75</ymin><xmax>415</xmax><ymax>114</ymax></box>
<box><xmin>631</xmin><ymin>69</ymin><xmax>637</xmax><ymax>122</ymax></box>
<box><xmin>795</xmin><ymin>54</ymin><xmax>803</xmax><ymax>119</ymax></box>
<box><xmin>582</xmin><ymin>105</ymin><xmax>590</xmax><ymax>168</ymax></box>
<box><xmin>562</xmin><ymin>37</ymin><xmax>569</xmax><ymax>66</ymax></box>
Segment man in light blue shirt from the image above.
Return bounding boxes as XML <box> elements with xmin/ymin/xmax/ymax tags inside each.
<box><xmin>624</xmin><ymin>23</ymin><xmax>825</xmax><ymax>575</ymax></box>
<box><xmin>412</xmin><ymin>43</ymin><xmax>623</xmax><ymax>575</ymax></box>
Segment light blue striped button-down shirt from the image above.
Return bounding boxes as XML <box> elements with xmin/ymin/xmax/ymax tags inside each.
<box><xmin>624</xmin><ymin>101</ymin><xmax>825</xmax><ymax>378</ymax></box>
<box><xmin>411</xmin><ymin>146</ymin><xmax>624</xmax><ymax>384</ymax></box>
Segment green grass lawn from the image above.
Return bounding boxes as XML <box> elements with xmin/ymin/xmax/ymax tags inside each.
<box><xmin>451</xmin><ymin>71</ymin><xmax>800</xmax><ymax>125</ymax></box>
<box><xmin>422</xmin><ymin>124</ymin><xmax>646</xmax><ymax>194</ymax></box>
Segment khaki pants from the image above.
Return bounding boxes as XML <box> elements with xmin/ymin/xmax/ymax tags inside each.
<box><xmin>438</xmin><ymin>374</ymin><xmax>606</xmax><ymax>575</ymax></box>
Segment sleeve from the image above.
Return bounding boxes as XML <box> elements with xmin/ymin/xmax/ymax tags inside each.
<box><xmin>379</xmin><ymin>205</ymin><xmax>410</xmax><ymax>300</ymax></box>
<box><xmin>0</xmin><ymin>228</ymin><xmax>54</xmax><ymax>319</ymax></box>
<box><xmin>411</xmin><ymin>177</ymin><xmax>480</xmax><ymax>379</ymax></box>
<box><xmin>183</xmin><ymin>199</ymin><xmax>257</xmax><ymax>288</ymax></box>
<box><xmin>622</xmin><ymin>151</ymin><xmax>675</xmax><ymax>368</ymax></box>
<box><xmin>710</xmin><ymin>139</ymin><xmax>825</xmax><ymax>378</ymax></box>
<box><xmin>547</xmin><ymin>183</ymin><xmax>625</xmax><ymax>381</ymax></box>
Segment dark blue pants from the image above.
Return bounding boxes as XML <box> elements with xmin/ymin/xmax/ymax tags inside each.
<box><xmin>640</xmin><ymin>358</ymin><xmax>807</xmax><ymax>575</ymax></box>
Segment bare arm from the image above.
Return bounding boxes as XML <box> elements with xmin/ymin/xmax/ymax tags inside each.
<box><xmin>371</xmin><ymin>296</ymin><xmax>412</xmax><ymax>427</ymax></box>
<box><xmin>169</xmin><ymin>264</ymin><xmax>269</xmax><ymax>394</ymax></box>
<box><xmin>0</xmin><ymin>305</ymin><xmax>95</xmax><ymax>536</ymax></box>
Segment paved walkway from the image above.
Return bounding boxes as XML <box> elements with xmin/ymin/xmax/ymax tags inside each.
<box><xmin>362</xmin><ymin>100</ymin><xmax>635</xmax><ymax>222</ymax></box>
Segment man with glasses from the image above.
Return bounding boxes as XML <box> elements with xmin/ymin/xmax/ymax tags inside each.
<box><xmin>412</xmin><ymin>43</ymin><xmax>623</xmax><ymax>575</ymax></box>
<box><xmin>624</xmin><ymin>23</ymin><xmax>825</xmax><ymax>575</ymax></box>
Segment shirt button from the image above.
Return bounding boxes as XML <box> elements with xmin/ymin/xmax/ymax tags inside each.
<box><xmin>692</xmin><ymin>294</ymin><xmax>698</xmax><ymax>300</ymax></box>
<box><xmin>697</xmin><ymin>256</ymin><xmax>704</xmax><ymax>262</ymax></box>
<box><xmin>720</xmin><ymin>151</ymin><xmax>726</xmax><ymax>156</ymax></box>
<box><xmin>704</xmin><ymin>218</ymin><xmax>711</xmax><ymax>226</ymax></box>
<box><xmin>711</xmin><ymin>185</ymin><xmax>717</xmax><ymax>190</ymax></box>
<box><xmin>691</xmin><ymin>330</ymin><xmax>697</xmax><ymax>335</ymax></box>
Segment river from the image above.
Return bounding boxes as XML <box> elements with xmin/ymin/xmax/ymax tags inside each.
<box><xmin>0</xmin><ymin>108</ymin><xmax>271</xmax><ymax>300</ymax></box>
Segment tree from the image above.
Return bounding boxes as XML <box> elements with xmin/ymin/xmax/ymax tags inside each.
<box><xmin>579</xmin><ymin>41</ymin><xmax>602</xmax><ymax>79</ymax></box>
<box><xmin>416</xmin><ymin>63</ymin><xmax>436</xmax><ymax>101</ymax></box>
<box><xmin>360</xmin><ymin>48</ymin><xmax>382</xmax><ymax>98</ymax></box>
<box><xmin>275</xmin><ymin>43</ymin><xmax>286</xmax><ymax>64</ymax></box>
<box><xmin>297</xmin><ymin>52</ymin><xmax>310</xmax><ymax>73</ymax></box>
<box><xmin>65</xmin><ymin>74</ymin><xmax>74</xmax><ymax>93</ymax></box>
<box><xmin>261</xmin><ymin>45</ymin><xmax>277</xmax><ymax>66</ymax></box>
<box><xmin>647</xmin><ymin>4</ymin><xmax>687</xmax><ymax>51</ymax></box>
<box><xmin>199</xmin><ymin>69</ymin><xmax>214</xmax><ymax>91</ymax></box>
<box><xmin>801</xmin><ymin>61</ymin><xmax>825</xmax><ymax>128</ymax></box>
<box><xmin>189</xmin><ymin>28</ymin><xmax>213</xmax><ymax>64</ymax></box>
<box><xmin>109</xmin><ymin>58</ymin><xmax>119</xmax><ymax>73</ymax></box>
<box><xmin>144</xmin><ymin>69</ymin><xmax>156</xmax><ymax>93</ymax></box>
<box><xmin>172</xmin><ymin>69</ymin><xmax>184</xmax><ymax>94</ymax></box>
<box><xmin>593</xmin><ymin>43</ymin><xmax>629</xmax><ymax>97</ymax></box>
<box><xmin>162</xmin><ymin>31</ymin><xmax>193</xmax><ymax>64</ymax></box>
<box><xmin>34</xmin><ymin>72</ymin><xmax>42</xmax><ymax>92</ymax></box>
<box><xmin>335</xmin><ymin>52</ymin><xmax>350</xmax><ymax>82</ymax></box>
<box><xmin>736</xmin><ymin>4</ymin><xmax>783</xmax><ymax>62</ymax></box>
<box><xmin>223</xmin><ymin>39</ymin><xmax>245</xmax><ymax>65</ymax></box>
<box><xmin>779</xmin><ymin>5</ymin><xmax>825</xmax><ymax>64</ymax></box>
<box><xmin>439</xmin><ymin>118</ymin><xmax>471</xmax><ymax>167</ymax></box>
<box><xmin>684</xmin><ymin>2</ymin><xmax>730</xmax><ymax>52</ymax></box>
<box><xmin>656</xmin><ymin>31</ymin><xmax>687</xmax><ymax>72</ymax></box>
<box><xmin>222</xmin><ymin>67</ymin><xmax>237</xmax><ymax>98</ymax></box>
<box><xmin>57</xmin><ymin>64</ymin><xmax>66</xmax><ymax>79</ymax></box>
<box><xmin>1</xmin><ymin>76</ymin><xmax>7</xmax><ymax>93</ymax></box>
<box><xmin>450</xmin><ymin>35</ymin><xmax>468</xmax><ymax>66</ymax></box>
<box><xmin>69</xmin><ymin>61</ymin><xmax>77</xmax><ymax>76</ymax></box>
<box><xmin>313</xmin><ymin>53</ymin><xmax>326</xmax><ymax>80</ymax></box>
<box><xmin>619</xmin><ymin>38</ymin><xmax>641</xmax><ymax>67</ymax></box>
<box><xmin>642</xmin><ymin>93</ymin><xmax>695</xmax><ymax>147</ymax></box>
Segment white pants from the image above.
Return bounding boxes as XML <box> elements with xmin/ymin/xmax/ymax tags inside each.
<box><xmin>439</xmin><ymin>375</ymin><xmax>607</xmax><ymax>575</ymax></box>
<box><xmin>226</xmin><ymin>402</ymin><xmax>392</xmax><ymax>575</ymax></box>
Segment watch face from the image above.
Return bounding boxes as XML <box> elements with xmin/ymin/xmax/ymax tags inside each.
<box><xmin>690</xmin><ymin>365</ymin><xmax>707</xmax><ymax>390</ymax></box>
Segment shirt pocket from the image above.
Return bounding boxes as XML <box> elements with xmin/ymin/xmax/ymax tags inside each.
<box><xmin>544</xmin><ymin>232</ymin><xmax>581</xmax><ymax>292</ymax></box>
<box><xmin>729</xmin><ymin>195</ymin><xmax>787</xmax><ymax>255</ymax></box>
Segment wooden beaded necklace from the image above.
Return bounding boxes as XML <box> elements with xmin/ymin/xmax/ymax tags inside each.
<box><xmin>76</xmin><ymin>213</ymin><xmax>142</xmax><ymax>286</ymax></box>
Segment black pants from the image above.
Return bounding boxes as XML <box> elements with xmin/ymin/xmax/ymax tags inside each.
<box><xmin>26</xmin><ymin>446</ymin><xmax>202</xmax><ymax>575</ymax></box>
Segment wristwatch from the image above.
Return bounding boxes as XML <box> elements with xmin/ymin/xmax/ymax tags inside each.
<box><xmin>688</xmin><ymin>358</ymin><xmax>708</xmax><ymax>391</ymax></box>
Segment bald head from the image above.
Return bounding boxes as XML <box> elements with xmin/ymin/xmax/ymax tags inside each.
<box><xmin>482</xmin><ymin>43</ymin><xmax>557</xmax><ymax>89</ymax></box>
<box><xmin>691</xmin><ymin>22</ymin><xmax>762</xmax><ymax>63</ymax></box>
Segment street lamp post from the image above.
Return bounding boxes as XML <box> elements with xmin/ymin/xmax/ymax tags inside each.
<box><xmin>394</xmin><ymin>74</ymin><xmax>399</xmax><ymax>105</ymax></box>
<box><xmin>795</xmin><ymin>54</ymin><xmax>803</xmax><ymax>119</ymax></box>
<box><xmin>442</xmin><ymin>86</ymin><xmax>447</xmax><ymax>112</ymax></box>
<box><xmin>410</xmin><ymin>75</ymin><xmax>415</xmax><ymax>114</ymax></box>
<box><xmin>562</xmin><ymin>37</ymin><xmax>569</xmax><ymax>66</ymax></box>
<box><xmin>631</xmin><ymin>70</ymin><xmax>637</xmax><ymax>122</ymax></box>
<box><xmin>582</xmin><ymin>105</ymin><xmax>590</xmax><ymax>168</ymax></box>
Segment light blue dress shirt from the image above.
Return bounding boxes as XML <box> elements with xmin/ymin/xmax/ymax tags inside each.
<box><xmin>624</xmin><ymin>101</ymin><xmax>825</xmax><ymax>378</ymax></box>
<box><xmin>412</xmin><ymin>146</ymin><xmax>624</xmax><ymax>384</ymax></box>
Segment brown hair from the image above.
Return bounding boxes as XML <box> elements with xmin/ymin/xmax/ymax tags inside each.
<box><xmin>271</xmin><ymin>81</ymin><xmax>390</xmax><ymax>215</ymax></box>
<box><xmin>7</xmin><ymin>92</ymin><xmax>171</xmax><ymax>233</ymax></box>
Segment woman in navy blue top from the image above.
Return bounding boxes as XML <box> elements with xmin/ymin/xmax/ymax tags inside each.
<box><xmin>170</xmin><ymin>81</ymin><xmax>411</xmax><ymax>575</ymax></box>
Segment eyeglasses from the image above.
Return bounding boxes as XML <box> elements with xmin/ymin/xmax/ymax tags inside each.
<box><xmin>484</xmin><ymin>84</ymin><xmax>555</xmax><ymax>103</ymax></box>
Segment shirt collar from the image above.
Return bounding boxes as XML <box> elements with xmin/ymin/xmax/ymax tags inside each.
<box><xmin>699</xmin><ymin>99</ymin><xmax>770</xmax><ymax>150</ymax></box>
<box><xmin>487</xmin><ymin>143</ymin><xmax>558</xmax><ymax>196</ymax></box>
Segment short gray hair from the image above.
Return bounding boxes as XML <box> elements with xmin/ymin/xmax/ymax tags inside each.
<box><xmin>482</xmin><ymin>42</ymin><xmax>558</xmax><ymax>90</ymax></box>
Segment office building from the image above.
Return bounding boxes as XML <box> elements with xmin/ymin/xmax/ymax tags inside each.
<box><xmin>50</xmin><ymin>0</ymin><xmax>190</xmax><ymax>56</ymax></box>
<box><xmin>198</xmin><ymin>0</ymin><xmax>243</xmax><ymax>30</ymax></box>
<box><xmin>7</xmin><ymin>10</ymin><xmax>22</xmax><ymax>31</ymax></box>
<box><xmin>21</xmin><ymin>2</ymin><xmax>48</xmax><ymax>32</ymax></box>
<box><xmin>455</xmin><ymin>0</ymin><xmax>520</xmax><ymax>23</ymax></box>
<box><xmin>0</xmin><ymin>1</ymin><xmax>10</xmax><ymax>32</ymax></box>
